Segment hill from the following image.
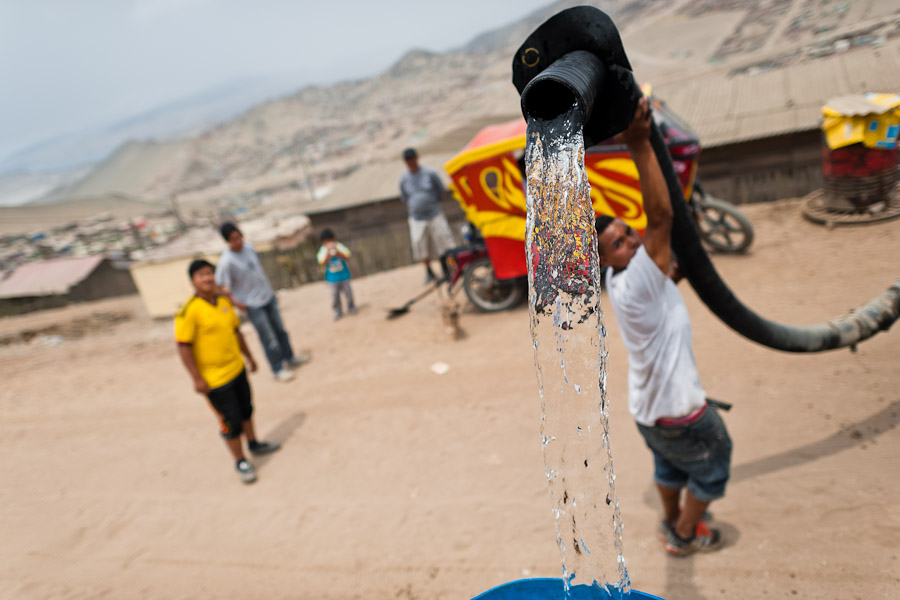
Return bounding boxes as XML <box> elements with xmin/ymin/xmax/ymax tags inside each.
<box><xmin>0</xmin><ymin>74</ymin><xmax>311</xmax><ymax>176</ymax></box>
<box><xmin>10</xmin><ymin>0</ymin><xmax>900</xmax><ymax>221</ymax></box>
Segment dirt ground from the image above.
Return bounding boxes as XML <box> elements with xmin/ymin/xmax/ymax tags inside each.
<box><xmin>2</xmin><ymin>198</ymin><xmax>899</xmax><ymax>600</ymax></box>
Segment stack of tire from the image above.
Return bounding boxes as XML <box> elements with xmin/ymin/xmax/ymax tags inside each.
<box><xmin>821</xmin><ymin>138</ymin><xmax>898</xmax><ymax>213</ymax></box>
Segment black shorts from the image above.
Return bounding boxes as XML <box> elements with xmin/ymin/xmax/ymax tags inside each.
<box><xmin>207</xmin><ymin>370</ymin><xmax>253</xmax><ymax>439</ymax></box>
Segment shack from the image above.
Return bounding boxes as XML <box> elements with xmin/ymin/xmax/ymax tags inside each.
<box><xmin>654</xmin><ymin>43</ymin><xmax>900</xmax><ymax>203</ymax></box>
<box><xmin>300</xmin><ymin>151</ymin><xmax>466</xmax><ymax>276</ymax></box>
<box><xmin>0</xmin><ymin>255</ymin><xmax>137</xmax><ymax>316</ymax></box>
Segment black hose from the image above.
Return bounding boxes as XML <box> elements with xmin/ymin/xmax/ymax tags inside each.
<box><xmin>521</xmin><ymin>51</ymin><xmax>605</xmax><ymax>124</ymax></box>
<box><xmin>647</xmin><ymin>122</ymin><xmax>900</xmax><ymax>352</ymax></box>
<box><xmin>513</xmin><ymin>7</ymin><xmax>900</xmax><ymax>352</ymax></box>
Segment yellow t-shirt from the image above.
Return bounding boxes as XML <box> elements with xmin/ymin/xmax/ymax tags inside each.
<box><xmin>174</xmin><ymin>295</ymin><xmax>244</xmax><ymax>389</ymax></box>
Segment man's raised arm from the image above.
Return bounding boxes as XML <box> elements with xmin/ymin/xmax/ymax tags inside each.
<box><xmin>616</xmin><ymin>97</ymin><xmax>673</xmax><ymax>274</ymax></box>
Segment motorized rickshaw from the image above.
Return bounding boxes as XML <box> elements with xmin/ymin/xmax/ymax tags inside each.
<box><xmin>441</xmin><ymin>94</ymin><xmax>754</xmax><ymax>312</ymax></box>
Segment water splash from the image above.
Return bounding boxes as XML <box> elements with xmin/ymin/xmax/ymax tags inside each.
<box><xmin>525</xmin><ymin>103</ymin><xmax>629</xmax><ymax>599</ymax></box>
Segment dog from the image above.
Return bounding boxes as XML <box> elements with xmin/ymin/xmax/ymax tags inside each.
<box><xmin>440</xmin><ymin>299</ymin><xmax>463</xmax><ymax>340</ymax></box>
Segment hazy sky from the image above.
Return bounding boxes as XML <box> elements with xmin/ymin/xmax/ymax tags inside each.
<box><xmin>0</xmin><ymin>0</ymin><xmax>551</xmax><ymax>160</ymax></box>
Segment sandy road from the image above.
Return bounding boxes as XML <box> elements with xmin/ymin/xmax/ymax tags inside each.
<box><xmin>1</xmin><ymin>198</ymin><xmax>898</xmax><ymax>599</ymax></box>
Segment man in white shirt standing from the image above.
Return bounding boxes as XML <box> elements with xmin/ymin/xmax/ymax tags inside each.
<box><xmin>596</xmin><ymin>98</ymin><xmax>732</xmax><ymax>556</ymax></box>
<box><xmin>216</xmin><ymin>222</ymin><xmax>303</xmax><ymax>382</ymax></box>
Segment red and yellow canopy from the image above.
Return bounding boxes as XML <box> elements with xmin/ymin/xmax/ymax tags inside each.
<box><xmin>445</xmin><ymin>100</ymin><xmax>699</xmax><ymax>279</ymax></box>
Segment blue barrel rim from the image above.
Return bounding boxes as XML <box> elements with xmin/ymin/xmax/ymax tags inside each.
<box><xmin>471</xmin><ymin>577</ymin><xmax>664</xmax><ymax>600</ymax></box>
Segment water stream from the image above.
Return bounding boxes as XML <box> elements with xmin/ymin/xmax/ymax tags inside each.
<box><xmin>525</xmin><ymin>104</ymin><xmax>630</xmax><ymax>599</ymax></box>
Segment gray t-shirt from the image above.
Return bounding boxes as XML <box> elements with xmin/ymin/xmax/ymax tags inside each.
<box><xmin>215</xmin><ymin>242</ymin><xmax>274</xmax><ymax>309</ymax></box>
<box><xmin>399</xmin><ymin>165</ymin><xmax>445</xmax><ymax>221</ymax></box>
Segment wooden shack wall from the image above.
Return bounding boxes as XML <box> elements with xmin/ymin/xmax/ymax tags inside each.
<box><xmin>0</xmin><ymin>295</ymin><xmax>69</xmax><ymax>317</ymax></box>
<box><xmin>697</xmin><ymin>130</ymin><xmax>823</xmax><ymax>204</ymax></box>
<box><xmin>257</xmin><ymin>132</ymin><xmax>827</xmax><ymax>292</ymax></box>
<box><xmin>0</xmin><ymin>260</ymin><xmax>137</xmax><ymax>317</ymax></box>
<box><xmin>257</xmin><ymin>196</ymin><xmax>466</xmax><ymax>291</ymax></box>
<box><xmin>68</xmin><ymin>261</ymin><xmax>138</xmax><ymax>303</ymax></box>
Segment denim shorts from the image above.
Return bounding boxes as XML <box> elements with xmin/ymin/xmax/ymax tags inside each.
<box><xmin>636</xmin><ymin>405</ymin><xmax>733</xmax><ymax>502</ymax></box>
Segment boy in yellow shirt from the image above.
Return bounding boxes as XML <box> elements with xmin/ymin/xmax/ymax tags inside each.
<box><xmin>175</xmin><ymin>259</ymin><xmax>280</xmax><ymax>484</ymax></box>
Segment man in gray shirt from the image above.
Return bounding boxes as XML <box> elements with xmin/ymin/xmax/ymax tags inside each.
<box><xmin>216</xmin><ymin>222</ymin><xmax>303</xmax><ymax>382</ymax></box>
<box><xmin>399</xmin><ymin>148</ymin><xmax>456</xmax><ymax>283</ymax></box>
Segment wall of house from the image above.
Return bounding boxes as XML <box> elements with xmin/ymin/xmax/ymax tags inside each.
<box><xmin>256</xmin><ymin>195</ymin><xmax>467</xmax><ymax>291</ymax></box>
<box><xmin>68</xmin><ymin>260</ymin><xmax>137</xmax><ymax>303</ymax></box>
<box><xmin>130</xmin><ymin>255</ymin><xmax>219</xmax><ymax>319</ymax></box>
<box><xmin>697</xmin><ymin>130</ymin><xmax>823</xmax><ymax>204</ymax></box>
<box><xmin>0</xmin><ymin>294</ymin><xmax>69</xmax><ymax>317</ymax></box>
<box><xmin>256</xmin><ymin>134</ymin><xmax>827</xmax><ymax>292</ymax></box>
<box><xmin>0</xmin><ymin>260</ymin><xmax>137</xmax><ymax>317</ymax></box>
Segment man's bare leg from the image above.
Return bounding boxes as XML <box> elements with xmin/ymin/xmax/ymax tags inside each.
<box><xmin>422</xmin><ymin>260</ymin><xmax>439</xmax><ymax>283</ymax></box>
<box><xmin>675</xmin><ymin>490</ymin><xmax>711</xmax><ymax>539</ymax></box>
<box><xmin>657</xmin><ymin>484</ymin><xmax>682</xmax><ymax>526</ymax></box>
<box><xmin>241</xmin><ymin>419</ymin><xmax>256</xmax><ymax>444</ymax></box>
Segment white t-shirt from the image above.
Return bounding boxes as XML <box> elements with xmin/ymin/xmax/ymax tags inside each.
<box><xmin>605</xmin><ymin>245</ymin><xmax>706</xmax><ymax>426</ymax></box>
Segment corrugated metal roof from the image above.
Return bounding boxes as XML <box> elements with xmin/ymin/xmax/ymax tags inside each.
<box><xmin>655</xmin><ymin>43</ymin><xmax>900</xmax><ymax>147</ymax></box>
<box><xmin>735</xmin><ymin>109</ymin><xmax>798</xmax><ymax>142</ymax></box>
<box><xmin>825</xmin><ymin>94</ymin><xmax>900</xmax><ymax>116</ymax></box>
<box><xmin>0</xmin><ymin>255</ymin><xmax>105</xmax><ymax>299</ymax></box>
<box><xmin>300</xmin><ymin>151</ymin><xmax>457</xmax><ymax>215</ymax></box>
<box><xmin>285</xmin><ymin>43</ymin><xmax>900</xmax><ymax>216</ymax></box>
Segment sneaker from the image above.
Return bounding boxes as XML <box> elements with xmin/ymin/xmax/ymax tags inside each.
<box><xmin>248</xmin><ymin>440</ymin><xmax>281</xmax><ymax>456</ymax></box>
<box><xmin>658</xmin><ymin>520</ymin><xmax>673</xmax><ymax>543</ymax></box>
<box><xmin>236</xmin><ymin>459</ymin><xmax>257</xmax><ymax>484</ymax></box>
<box><xmin>274</xmin><ymin>369</ymin><xmax>295</xmax><ymax>382</ymax></box>
<box><xmin>333</xmin><ymin>313</ymin><xmax>343</xmax><ymax>321</ymax></box>
<box><xmin>665</xmin><ymin>521</ymin><xmax>723</xmax><ymax>556</ymax></box>
<box><xmin>285</xmin><ymin>355</ymin><xmax>308</xmax><ymax>369</ymax></box>
<box><xmin>347</xmin><ymin>307</ymin><xmax>358</xmax><ymax>315</ymax></box>
<box><xmin>424</xmin><ymin>271</ymin><xmax>435</xmax><ymax>285</ymax></box>
<box><xmin>658</xmin><ymin>511</ymin><xmax>714</xmax><ymax>542</ymax></box>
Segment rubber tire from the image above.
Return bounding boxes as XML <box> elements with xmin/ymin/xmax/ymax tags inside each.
<box><xmin>463</xmin><ymin>257</ymin><xmax>525</xmax><ymax>312</ymax></box>
<box><xmin>692</xmin><ymin>193</ymin><xmax>755</xmax><ymax>253</ymax></box>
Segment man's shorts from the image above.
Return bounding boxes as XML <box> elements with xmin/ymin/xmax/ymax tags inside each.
<box><xmin>636</xmin><ymin>404</ymin><xmax>732</xmax><ymax>502</ymax></box>
<box><xmin>408</xmin><ymin>214</ymin><xmax>456</xmax><ymax>261</ymax></box>
<box><xmin>206</xmin><ymin>369</ymin><xmax>253</xmax><ymax>439</ymax></box>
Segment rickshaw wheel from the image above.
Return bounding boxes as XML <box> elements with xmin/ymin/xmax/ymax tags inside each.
<box><xmin>463</xmin><ymin>257</ymin><xmax>525</xmax><ymax>312</ymax></box>
<box><xmin>691</xmin><ymin>191</ymin><xmax>754</xmax><ymax>253</ymax></box>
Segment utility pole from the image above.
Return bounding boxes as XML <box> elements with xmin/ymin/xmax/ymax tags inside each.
<box><xmin>129</xmin><ymin>219</ymin><xmax>145</xmax><ymax>250</ymax></box>
<box><xmin>293</xmin><ymin>134</ymin><xmax>316</xmax><ymax>203</ymax></box>
<box><xmin>299</xmin><ymin>153</ymin><xmax>316</xmax><ymax>203</ymax></box>
<box><xmin>170</xmin><ymin>194</ymin><xmax>188</xmax><ymax>232</ymax></box>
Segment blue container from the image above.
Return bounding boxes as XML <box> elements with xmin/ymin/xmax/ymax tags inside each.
<box><xmin>472</xmin><ymin>578</ymin><xmax>663</xmax><ymax>600</ymax></box>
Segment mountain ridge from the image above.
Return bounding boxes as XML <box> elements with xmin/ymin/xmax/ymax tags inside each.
<box><xmin>7</xmin><ymin>0</ymin><xmax>900</xmax><ymax>213</ymax></box>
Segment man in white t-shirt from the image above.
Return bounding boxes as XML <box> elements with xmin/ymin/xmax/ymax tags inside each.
<box><xmin>596</xmin><ymin>97</ymin><xmax>732</xmax><ymax>556</ymax></box>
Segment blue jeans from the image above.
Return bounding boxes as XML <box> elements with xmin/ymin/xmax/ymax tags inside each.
<box><xmin>247</xmin><ymin>297</ymin><xmax>295</xmax><ymax>374</ymax></box>
<box><xmin>636</xmin><ymin>405</ymin><xmax>733</xmax><ymax>502</ymax></box>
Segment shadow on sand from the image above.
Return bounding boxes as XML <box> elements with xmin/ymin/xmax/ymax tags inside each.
<box><xmin>648</xmin><ymin>399</ymin><xmax>900</xmax><ymax>599</ymax></box>
<box><xmin>730</xmin><ymin>398</ymin><xmax>900</xmax><ymax>484</ymax></box>
<box><xmin>253</xmin><ymin>411</ymin><xmax>307</xmax><ymax>470</ymax></box>
<box><xmin>662</xmin><ymin>520</ymin><xmax>741</xmax><ymax>600</ymax></box>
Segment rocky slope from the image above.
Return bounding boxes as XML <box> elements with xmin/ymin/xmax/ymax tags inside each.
<box><xmin>38</xmin><ymin>0</ymin><xmax>900</xmax><ymax>212</ymax></box>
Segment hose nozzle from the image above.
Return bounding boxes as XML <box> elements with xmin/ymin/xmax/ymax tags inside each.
<box><xmin>512</xmin><ymin>6</ymin><xmax>641</xmax><ymax>145</ymax></box>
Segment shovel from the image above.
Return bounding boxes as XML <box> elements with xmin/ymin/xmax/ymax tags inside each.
<box><xmin>386</xmin><ymin>278</ymin><xmax>445</xmax><ymax>319</ymax></box>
